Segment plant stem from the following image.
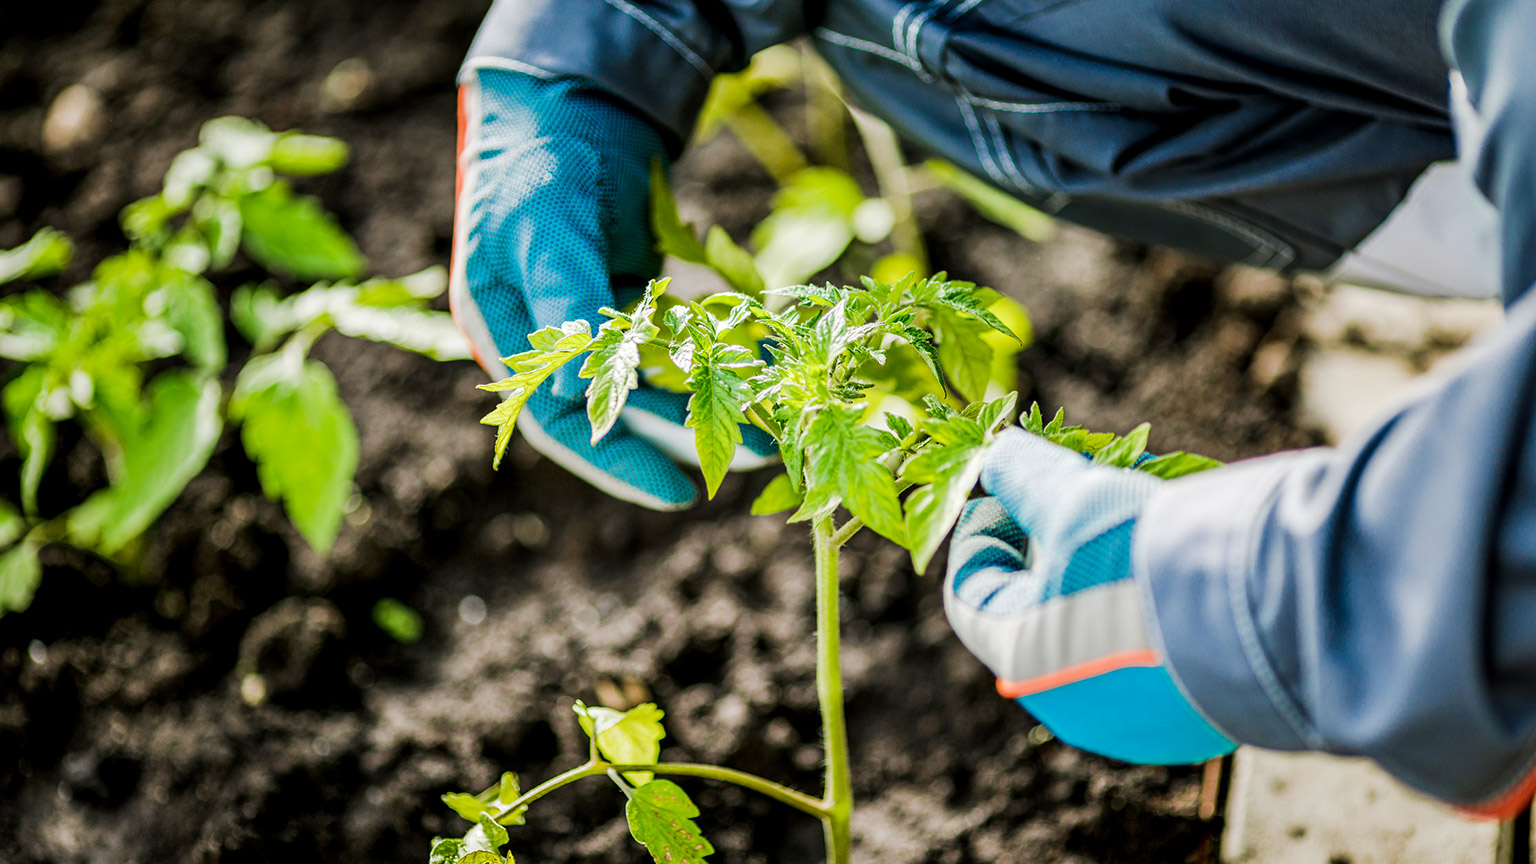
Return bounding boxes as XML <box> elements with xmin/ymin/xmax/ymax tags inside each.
<box><xmin>488</xmin><ymin>759</ymin><xmax>828</xmax><ymax>823</ymax></box>
<box><xmin>726</xmin><ymin>104</ymin><xmax>808</xmax><ymax>184</ymax></box>
<box><xmin>848</xmin><ymin>107</ymin><xmax>927</xmax><ymax>273</ymax></box>
<box><xmin>813</xmin><ymin>516</ymin><xmax>853</xmax><ymax>863</ymax></box>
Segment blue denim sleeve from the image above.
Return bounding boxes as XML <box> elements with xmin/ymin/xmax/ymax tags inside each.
<box><xmin>462</xmin><ymin>0</ymin><xmax>811</xmax><ymax>143</ymax></box>
<box><xmin>1137</xmin><ymin>0</ymin><xmax>1536</xmax><ymax>815</ymax></box>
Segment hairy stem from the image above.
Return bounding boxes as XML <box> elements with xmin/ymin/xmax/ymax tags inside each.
<box><xmin>814</xmin><ymin>516</ymin><xmax>853</xmax><ymax>863</ymax></box>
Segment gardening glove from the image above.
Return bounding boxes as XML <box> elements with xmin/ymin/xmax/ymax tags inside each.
<box><xmin>451</xmin><ymin>67</ymin><xmax>776</xmax><ymax>510</ymax></box>
<box><xmin>944</xmin><ymin>427</ymin><xmax>1236</xmax><ymax>764</ymax></box>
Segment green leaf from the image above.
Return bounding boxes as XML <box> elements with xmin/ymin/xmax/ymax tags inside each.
<box><xmin>1092</xmin><ymin>423</ymin><xmax>1151</xmax><ymax>469</ymax></box>
<box><xmin>161</xmin><ymin>274</ymin><xmax>226</xmax><ymax>371</ymax></box>
<box><xmin>428</xmin><ymin>838</ymin><xmax>465</xmax><ymax>864</ymax></box>
<box><xmin>930</xmin><ymin>310</ymin><xmax>994</xmax><ymax>402</ymax></box>
<box><xmin>231</xmin><ymin>354</ymin><xmax>359</xmax><ymax>554</ymax></box>
<box><xmin>442</xmin><ymin>792</ymin><xmax>491</xmax><ymax>822</ymax></box>
<box><xmin>686</xmin><ymin>358</ymin><xmax>752</xmax><ymax>499</ymax></box>
<box><xmin>901</xmin><ymin>414</ymin><xmax>987</xmax><ymax>573</ymax></box>
<box><xmin>5</xmin><ymin>368</ymin><xmax>55</xmax><ymax>516</ymax></box>
<box><xmin>750</xmin><ymin>474</ymin><xmax>802</xmax><ymax>515</ymax></box>
<box><xmin>649</xmin><ymin>159</ymin><xmax>707</xmax><ymax>264</ymax></box>
<box><xmin>269</xmin><ymin>134</ymin><xmax>349</xmax><ymax>176</ymax></box>
<box><xmin>89</xmin><ymin>371</ymin><xmax>223</xmax><ymax>554</ymax></box>
<box><xmin>1140</xmin><ymin>451</ymin><xmax>1223</xmax><ymax>479</ymax></box>
<box><xmin>574</xmin><ymin>700</ymin><xmax>665</xmax><ymax>785</ymax></box>
<box><xmin>0</xmin><ymin>501</ymin><xmax>23</xmax><ymax>550</ymax></box>
<box><xmin>373</xmin><ymin>598</ymin><xmax>423</xmax><ymax>644</ymax></box>
<box><xmin>458</xmin><ymin>853</ymin><xmax>504</xmax><ymax>864</ymax></box>
<box><xmin>464</xmin><ymin>813</ymin><xmax>509</xmax><ymax>855</ymax></box>
<box><xmin>0</xmin><ymin>228</ymin><xmax>73</xmax><ymax>285</ymax></box>
<box><xmin>479</xmin><ymin>322</ymin><xmax>595</xmax><ymax>469</ymax></box>
<box><xmin>0</xmin><ymin>290</ymin><xmax>69</xmax><ymax>361</ymax></box>
<box><xmin>0</xmin><ymin>541</ymin><xmax>42</xmax><ymax>617</ymax></box>
<box><xmin>230</xmin><ymin>283</ymin><xmax>288</xmax><ymax>350</ymax></box>
<box><xmin>883</xmin><ymin>412</ymin><xmax>914</xmax><ymax>442</ymax></box>
<box><xmin>794</xmin><ymin>403</ymin><xmax>907</xmax><ymax>546</ymax></box>
<box><xmin>924</xmin><ymin>159</ymin><xmax>1055</xmax><ymax>242</ymax></box>
<box><xmin>496</xmin><ymin>772</ymin><xmax>522</xmax><ymax>805</ymax></box>
<box><xmin>703</xmin><ymin>226</ymin><xmax>764</xmax><ymax>298</ymax></box>
<box><xmin>199</xmin><ymin>116</ymin><xmax>277</xmax><ymax>169</ymax></box>
<box><xmin>625</xmin><ymin>780</ymin><xmax>714</xmax><ymax>864</ymax></box>
<box><xmin>238</xmin><ymin>183</ymin><xmax>365</xmax><ymax>280</ymax></box>
<box><xmin>580</xmin><ymin>282</ymin><xmax>665</xmax><ymax>443</ymax></box>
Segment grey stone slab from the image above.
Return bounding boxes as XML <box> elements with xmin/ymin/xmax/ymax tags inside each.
<box><xmin>1222</xmin><ymin>749</ymin><xmax>1499</xmax><ymax>864</ymax></box>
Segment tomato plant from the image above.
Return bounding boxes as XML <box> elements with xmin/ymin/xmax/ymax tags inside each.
<box><xmin>0</xmin><ymin>117</ymin><xmax>466</xmax><ymax>615</ymax></box>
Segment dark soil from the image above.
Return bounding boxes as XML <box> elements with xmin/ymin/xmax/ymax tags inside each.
<box><xmin>0</xmin><ymin>2</ymin><xmax>1318</xmax><ymax>863</ymax></box>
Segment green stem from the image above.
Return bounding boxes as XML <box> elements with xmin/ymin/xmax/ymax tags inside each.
<box><xmin>726</xmin><ymin>105</ymin><xmax>808</xmax><ymax>184</ymax></box>
<box><xmin>814</xmin><ymin>516</ymin><xmax>853</xmax><ymax>863</ymax></box>
<box><xmin>849</xmin><ymin>108</ymin><xmax>928</xmax><ymax>273</ymax></box>
<box><xmin>489</xmin><ymin>759</ymin><xmax>828</xmax><ymax>823</ymax></box>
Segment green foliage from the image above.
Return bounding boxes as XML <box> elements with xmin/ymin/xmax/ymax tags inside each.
<box><xmin>231</xmin><ymin>353</ymin><xmax>359</xmax><ymax>555</ymax></box>
<box><xmin>626</xmin><ymin>780</ymin><xmax>714</xmax><ymax>864</ymax></box>
<box><xmin>0</xmin><ymin>116</ymin><xmax>465</xmax><ymax>616</ymax></box>
<box><xmin>372</xmin><ymin>597</ymin><xmax>424</xmax><ymax>644</ymax></box>
<box><xmin>575</xmin><ymin>700</ymin><xmax>667</xmax><ymax>785</ymax></box>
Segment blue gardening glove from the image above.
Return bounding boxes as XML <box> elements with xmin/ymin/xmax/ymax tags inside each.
<box><xmin>944</xmin><ymin>428</ymin><xmax>1235</xmax><ymax>764</ymax></box>
<box><xmin>451</xmin><ymin>68</ymin><xmax>776</xmax><ymax>510</ymax></box>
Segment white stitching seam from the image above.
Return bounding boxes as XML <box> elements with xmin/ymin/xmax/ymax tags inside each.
<box><xmin>903</xmin><ymin>6</ymin><xmax>941</xmax><ymax>82</ymax></box>
<box><xmin>892</xmin><ymin>2</ymin><xmax>918</xmax><ymax>56</ymax></box>
<box><xmin>956</xmin><ymin>96</ymin><xmax>1010</xmax><ymax>188</ymax></box>
<box><xmin>983</xmin><ymin>113</ymin><xmax>1037</xmax><ymax>195</ymax></box>
<box><xmin>1159</xmin><ymin>199</ymin><xmax>1295</xmax><ymax>270</ymax></box>
<box><xmin>966</xmin><ymin>93</ymin><xmax>1122</xmax><ymax>114</ymax></box>
<box><xmin>814</xmin><ymin>28</ymin><xmax>924</xmax><ymax>72</ymax></box>
<box><xmin>600</xmin><ymin>0</ymin><xmax>713</xmax><ymax>79</ymax></box>
<box><xmin>950</xmin><ymin>0</ymin><xmax>991</xmax><ymax>18</ymax></box>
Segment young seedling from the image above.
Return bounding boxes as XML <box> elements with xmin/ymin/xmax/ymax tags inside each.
<box><xmin>0</xmin><ymin>117</ymin><xmax>466</xmax><ymax>615</ymax></box>
<box><xmin>446</xmin><ymin>256</ymin><xmax>1221</xmax><ymax>864</ymax></box>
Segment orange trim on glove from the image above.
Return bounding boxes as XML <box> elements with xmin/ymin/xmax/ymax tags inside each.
<box><xmin>996</xmin><ymin>648</ymin><xmax>1161</xmax><ymax>698</ymax></box>
<box><xmin>1455</xmin><ymin>762</ymin><xmax>1536</xmax><ymax>821</ymax></box>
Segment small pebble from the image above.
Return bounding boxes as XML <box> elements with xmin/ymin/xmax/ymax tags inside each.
<box><xmin>27</xmin><ymin>640</ymin><xmax>47</xmax><ymax>665</ymax></box>
<box><xmin>42</xmin><ymin>84</ymin><xmax>106</xmax><ymax>152</ymax></box>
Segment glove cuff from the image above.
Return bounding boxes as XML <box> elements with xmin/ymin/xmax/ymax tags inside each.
<box><xmin>1133</xmin><ymin>451</ymin><xmax>1318</xmax><ymax>752</ymax></box>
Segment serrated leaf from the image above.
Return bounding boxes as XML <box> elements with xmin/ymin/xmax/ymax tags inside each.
<box><xmin>1092</xmin><ymin>423</ymin><xmax>1150</xmax><ymax>468</ymax></box>
<box><xmin>901</xmin><ymin>414</ymin><xmax>987</xmax><ymax>573</ymax></box>
<box><xmin>883</xmin><ymin>413</ymin><xmax>914</xmax><ymax>443</ymax></box>
<box><xmin>239</xmin><ymin>183</ymin><xmax>365</xmax><ymax>280</ymax></box>
<box><xmin>625</xmin><ymin>780</ymin><xmax>714</xmax><ymax>864</ymax></box>
<box><xmin>703</xmin><ymin>226</ymin><xmax>764</xmax><ymax>298</ymax></box>
<box><xmin>580</xmin><ymin>281</ymin><xmax>665</xmax><ymax>442</ymax></box>
<box><xmin>231</xmin><ymin>355</ymin><xmax>358</xmax><ymax>554</ymax></box>
<box><xmin>479</xmin><ymin>323</ymin><xmax>595</xmax><ymax>468</ymax></box>
<box><xmin>458</xmin><ymin>853</ymin><xmax>504</xmax><ymax>864</ymax></box>
<box><xmin>574</xmin><ymin>701</ymin><xmax>665</xmax><ymax>785</ymax></box>
<box><xmin>794</xmin><ymin>404</ymin><xmax>907</xmax><ymax>545</ymax></box>
<box><xmin>0</xmin><ymin>228</ymin><xmax>73</xmax><ymax>285</ymax></box>
<box><xmin>650</xmin><ymin>159</ymin><xmax>706</xmax><ymax>264</ymax></box>
<box><xmin>687</xmin><ymin>358</ymin><xmax>752</xmax><ymax>499</ymax></box>
<box><xmin>750</xmin><ymin>474</ymin><xmax>802</xmax><ymax>515</ymax></box>
<box><xmin>930</xmin><ymin>309</ymin><xmax>994</xmax><ymax>402</ymax></box>
<box><xmin>0</xmin><ymin>541</ymin><xmax>42</xmax><ymax>617</ymax></box>
<box><xmin>89</xmin><ymin>370</ymin><xmax>223</xmax><ymax>554</ymax></box>
<box><xmin>1139</xmin><ymin>451</ymin><xmax>1223</xmax><ymax>479</ymax></box>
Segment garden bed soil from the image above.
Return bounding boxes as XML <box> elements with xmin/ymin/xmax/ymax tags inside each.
<box><xmin>0</xmin><ymin>2</ymin><xmax>1319</xmax><ymax>862</ymax></box>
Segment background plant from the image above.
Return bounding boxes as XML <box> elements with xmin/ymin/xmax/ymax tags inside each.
<box><xmin>0</xmin><ymin>116</ymin><xmax>467</xmax><ymax>617</ymax></box>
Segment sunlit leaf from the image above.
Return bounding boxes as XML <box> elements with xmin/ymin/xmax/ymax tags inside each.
<box><xmin>574</xmin><ymin>700</ymin><xmax>665</xmax><ymax>785</ymax></box>
<box><xmin>0</xmin><ymin>540</ymin><xmax>41</xmax><ymax>617</ymax></box>
<box><xmin>625</xmin><ymin>780</ymin><xmax>714</xmax><ymax>864</ymax></box>
<box><xmin>1140</xmin><ymin>451</ymin><xmax>1223</xmax><ymax>478</ymax></box>
<box><xmin>0</xmin><ymin>228</ymin><xmax>73</xmax><ymax>285</ymax></box>
<box><xmin>750</xmin><ymin>473</ymin><xmax>802</xmax><ymax>515</ymax></box>
<box><xmin>270</xmin><ymin>134</ymin><xmax>349</xmax><ymax>176</ymax></box>
<box><xmin>231</xmin><ymin>354</ymin><xmax>358</xmax><ymax>554</ymax></box>
<box><xmin>239</xmin><ymin>183</ymin><xmax>365</xmax><ymax>280</ymax></box>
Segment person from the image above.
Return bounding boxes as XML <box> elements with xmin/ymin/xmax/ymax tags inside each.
<box><xmin>449</xmin><ymin>0</ymin><xmax>1536</xmax><ymax>819</ymax></box>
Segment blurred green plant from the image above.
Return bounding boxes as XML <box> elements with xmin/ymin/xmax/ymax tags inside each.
<box><xmin>0</xmin><ymin>117</ymin><xmax>467</xmax><ymax>616</ymax></box>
